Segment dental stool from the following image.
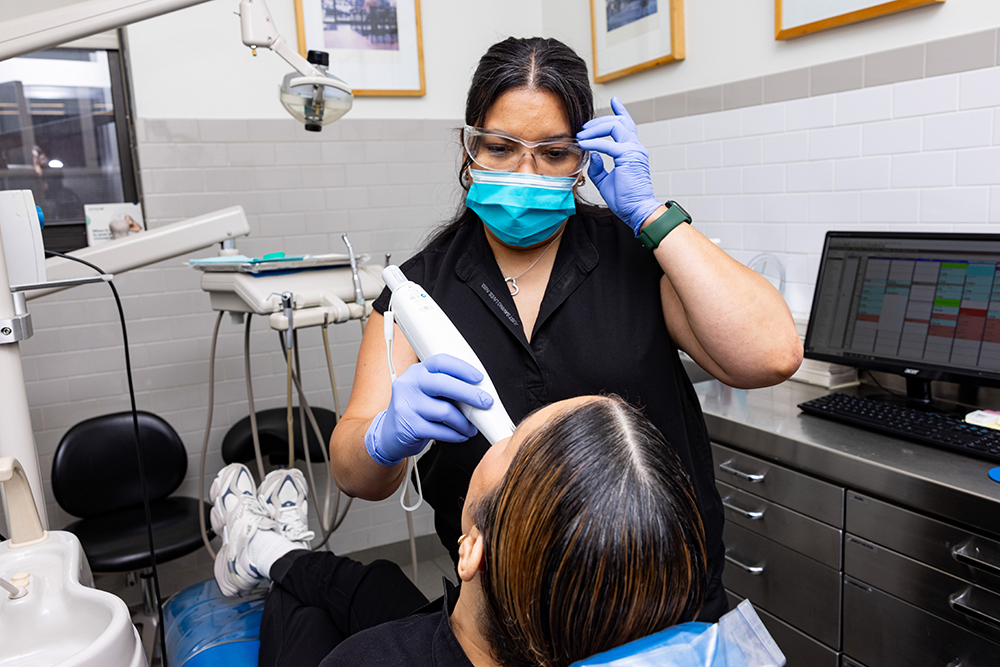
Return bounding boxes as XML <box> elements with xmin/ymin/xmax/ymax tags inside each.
<box><xmin>52</xmin><ymin>411</ymin><xmax>214</xmax><ymax>665</ymax></box>
<box><xmin>222</xmin><ymin>406</ymin><xmax>336</xmax><ymax>466</ymax></box>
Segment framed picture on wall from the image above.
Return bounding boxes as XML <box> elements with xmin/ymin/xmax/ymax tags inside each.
<box><xmin>776</xmin><ymin>0</ymin><xmax>945</xmax><ymax>40</ymax></box>
<box><xmin>590</xmin><ymin>0</ymin><xmax>685</xmax><ymax>84</ymax></box>
<box><xmin>294</xmin><ymin>0</ymin><xmax>425</xmax><ymax>96</ymax></box>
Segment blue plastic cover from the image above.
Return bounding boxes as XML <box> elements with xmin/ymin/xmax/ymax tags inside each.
<box><xmin>163</xmin><ymin>579</ymin><xmax>266</xmax><ymax>667</ymax></box>
<box><xmin>571</xmin><ymin>600</ymin><xmax>786</xmax><ymax>667</ymax></box>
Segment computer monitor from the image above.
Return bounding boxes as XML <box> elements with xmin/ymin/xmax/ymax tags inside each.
<box><xmin>804</xmin><ymin>231</ymin><xmax>1000</xmax><ymax>408</ymax></box>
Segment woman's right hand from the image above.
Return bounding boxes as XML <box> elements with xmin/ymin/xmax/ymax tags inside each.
<box><xmin>364</xmin><ymin>353</ymin><xmax>495</xmax><ymax>466</ymax></box>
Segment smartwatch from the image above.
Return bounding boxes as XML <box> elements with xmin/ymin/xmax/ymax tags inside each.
<box><xmin>638</xmin><ymin>200</ymin><xmax>692</xmax><ymax>250</ymax></box>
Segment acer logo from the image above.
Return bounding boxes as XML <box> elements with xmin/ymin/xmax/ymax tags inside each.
<box><xmin>903</xmin><ymin>368</ymin><xmax>920</xmax><ymax>375</ymax></box>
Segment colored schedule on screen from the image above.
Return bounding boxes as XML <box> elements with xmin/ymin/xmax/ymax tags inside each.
<box><xmin>847</xmin><ymin>259</ymin><xmax>1000</xmax><ymax>370</ymax></box>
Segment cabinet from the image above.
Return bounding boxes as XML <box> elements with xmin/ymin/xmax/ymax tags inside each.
<box><xmin>713</xmin><ymin>443</ymin><xmax>844</xmax><ymax>664</ymax></box>
<box><xmin>842</xmin><ymin>492</ymin><xmax>1000</xmax><ymax>667</ymax></box>
<box><xmin>712</xmin><ymin>445</ymin><xmax>1000</xmax><ymax>667</ymax></box>
<box><xmin>697</xmin><ymin>381</ymin><xmax>1000</xmax><ymax>667</ymax></box>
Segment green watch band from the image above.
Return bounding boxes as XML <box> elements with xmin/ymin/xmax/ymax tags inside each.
<box><xmin>638</xmin><ymin>200</ymin><xmax>692</xmax><ymax>250</ymax></box>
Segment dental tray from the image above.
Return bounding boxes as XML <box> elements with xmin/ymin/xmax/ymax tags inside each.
<box><xmin>189</xmin><ymin>253</ymin><xmax>370</xmax><ymax>274</ymax></box>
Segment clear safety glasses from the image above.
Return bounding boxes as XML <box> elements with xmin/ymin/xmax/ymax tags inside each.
<box><xmin>463</xmin><ymin>126</ymin><xmax>588</xmax><ymax>177</ymax></box>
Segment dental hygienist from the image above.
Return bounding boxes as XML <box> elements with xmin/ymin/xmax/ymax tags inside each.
<box><xmin>330</xmin><ymin>36</ymin><xmax>802</xmax><ymax>621</ymax></box>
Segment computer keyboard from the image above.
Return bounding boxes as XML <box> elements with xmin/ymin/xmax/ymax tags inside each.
<box><xmin>798</xmin><ymin>392</ymin><xmax>1000</xmax><ymax>465</ymax></box>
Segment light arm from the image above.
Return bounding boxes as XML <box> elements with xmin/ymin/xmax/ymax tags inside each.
<box><xmin>238</xmin><ymin>0</ymin><xmax>351</xmax><ymax>93</ymax></box>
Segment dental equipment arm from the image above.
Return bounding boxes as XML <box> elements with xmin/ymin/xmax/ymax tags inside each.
<box><xmin>1</xmin><ymin>0</ymin><xmax>352</xmax><ymax>131</ymax></box>
<box><xmin>239</xmin><ymin>0</ymin><xmax>353</xmax><ymax>130</ymax></box>
<box><xmin>28</xmin><ymin>206</ymin><xmax>250</xmax><ymax>301</ymax></box>
<box><xmin>0</xmin><ymin>0</ymin><xmax>211</xmax><ymax>61</ymax></box>
<box><xmin>2</xmin><ymin>198</ymin><xmax>249</xmax><ymax>528</ymax></box>
<box><xmin>239</xmin><ymin>0</ymin><xmax>324</xmax><ymax>82</ymax></box>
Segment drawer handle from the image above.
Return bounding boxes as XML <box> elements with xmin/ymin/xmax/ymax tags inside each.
<box><xmin>722</xmin><ymin>496</ymin><xmax>765</xmax><ymax>520</ymax></box>
<box><xmin>949</xmin><ymin>588</ymin><xmax>1000</xmax><ymax>630</ymax></box>
<box><xmin>718</xmin><ymin>460</ymin><xmax>765</xmax><ymax>483</ymax></box>
<box><xmin>725</xmin><ymin>552</ymin><xmax>765</xmax><ymax>575</ymax></box>
<box><xmin>953</xmin><ymin>542</ymin><xmax>1000</xmax><ymax>578</ymax></box>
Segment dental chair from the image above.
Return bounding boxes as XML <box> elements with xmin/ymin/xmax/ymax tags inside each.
<box><xmin>52</xmin><ymin>411</ymin><xmax>213</xmax><ymax>664</ymax></box>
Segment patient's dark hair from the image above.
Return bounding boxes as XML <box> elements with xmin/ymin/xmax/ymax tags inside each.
<box><xmin>473</xmin><ymin>396</ymin><xmax>707</xmax><ymax>667</ymax></box>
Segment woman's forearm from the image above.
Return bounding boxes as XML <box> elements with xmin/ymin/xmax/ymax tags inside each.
<box><xmin>328</xmin><ymin>311</ymin><xmax>414</xmax><ymax>500</ymax></box>
<box><xmin>329</xmin><ymin>414</ymin><xmax>407</xmax><ymax>501</ymax></box>
<box><xmin>652</xmin><ymin>219</ymin><xmax>803</xmax><ymax>388</ymax></box>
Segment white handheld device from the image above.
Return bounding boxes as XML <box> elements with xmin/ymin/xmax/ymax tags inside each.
<box><xmin>382</xmin><ymin>265</ymin><xmax>516</xmax><ymax>444</ymax></box>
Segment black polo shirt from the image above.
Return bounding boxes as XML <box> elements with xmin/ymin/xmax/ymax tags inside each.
<box><xmin>372</xmin><ymin>211</ymin><xmax>723</xmax><ymax>576</ymax></box>
<box><xmin>321</xmin><ymin>580</ymin><xmax>471</xmax><ymax>667</ymax></box>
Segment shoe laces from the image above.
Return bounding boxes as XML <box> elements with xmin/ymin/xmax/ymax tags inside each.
<box><xmin>274</xmin><ymin>505</ymin><xmax>314</xmax><ymax>543</ymax></box>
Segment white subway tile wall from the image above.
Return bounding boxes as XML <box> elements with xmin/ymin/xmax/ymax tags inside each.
<box><xmin>19</xmin><ymin>118</ymin><xmax>463</xmax><ymax>557</ymax></box>
<box><xmin>637</xmin><ymin>63</ymin><xmax>1000</xmax><ymax>316</ymax></box>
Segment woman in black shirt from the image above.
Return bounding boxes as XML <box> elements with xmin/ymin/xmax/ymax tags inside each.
<box><xmin>329</xmin><ymin>36</ymin><xmax>802</xmax><ymax>622</ymax></box>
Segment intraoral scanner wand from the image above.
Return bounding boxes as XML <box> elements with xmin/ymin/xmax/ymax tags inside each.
<box><xmin>382</xmin><ymin>265</ymin><xmax>515</xmax><ymax>444</ymax></box>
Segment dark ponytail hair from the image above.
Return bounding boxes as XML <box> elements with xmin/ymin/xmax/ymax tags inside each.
<box><xmin>425</xmin><ymin>37</ymin><xmax>602</xmax><ymax>247</ymax></box>
<box><xmin>462</xmin><ymin>36</ymin><xmax>594</xmax><ymax>171</ymax></box>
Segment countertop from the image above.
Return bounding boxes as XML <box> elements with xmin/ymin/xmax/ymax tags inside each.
<box><xmin>695</xmin><ymin>380</ymin><xmax>1000</xmax><ymax>539</ymax></box>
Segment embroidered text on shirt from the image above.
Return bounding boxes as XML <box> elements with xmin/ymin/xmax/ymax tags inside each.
<box><xmin>480</xmin><ymin>282</ymin><xmax>519</xmax><ymax>327</ymax></box>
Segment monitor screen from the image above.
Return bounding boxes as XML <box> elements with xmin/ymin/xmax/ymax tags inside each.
<box><xmin>805</xmin><ymin>232</ymin><xmax>1000</xmax><ymax>387</ymax></box>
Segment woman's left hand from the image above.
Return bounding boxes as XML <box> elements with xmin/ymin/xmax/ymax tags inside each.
<box><xmin>576</xmin><ymin>97</ymin><xmax>661</xmax><ymax>235</ymax></box>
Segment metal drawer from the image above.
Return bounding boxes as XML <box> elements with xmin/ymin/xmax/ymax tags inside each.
<box><xmin>845</xmin><ymin>535</ymin><xmax>1000</xmax><ymax>644</ymax></box>
<box><xmin>846</xmin><ymin>491</ymin><xmax>1000</xmax><ymax>594</ymax></box>
<box><xmin>725</xmin><ymin>590</ymin><xmax>839</xmax><ymax>667</ymax></box>
<box><xmin>712</xmin><ymin>443</ymin><xmax>844</xmax><ymax>527</ymax></box>
<box><xmin>843</xmin><ymin>576</ymin><xmax>1000</xmax><ymax>667</ymax></box>
<box><xmin>718</xmin><ymin>480</ymin><xmax>842</xmax><ymax>569</ymax></box>
<box><xmin>723</xmin><ymin>522</ymin><xmax>842</xmax><ymax>648</ymax></box>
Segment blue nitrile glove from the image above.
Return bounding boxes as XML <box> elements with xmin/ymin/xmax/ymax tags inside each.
<box><xmin>576</xmin><ymin>97</ymin><xmax>661</xmax><ymax>236</ymax></box>
<box><xmin>364</xmin><ymin>353</ymin><xmax>495</xmax><ymax>466</ymax></box>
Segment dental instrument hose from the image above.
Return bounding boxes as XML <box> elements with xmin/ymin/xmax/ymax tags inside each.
<box><xmin>293</xmin><ymin>332</ymin><xmax>332</xmax><ymax>538</ymax></box>
<box><xmin>282</xmin><ymin>293</ymin><xmax>295</xmax><ymax>469</ymax></box>
<box><xmin>276</xmin><ymin>333</ymin><xmax>352</xmax><ymax>550</ymax></box>
<box><xmin>286</xmin><ymin>345</ymin><xmax>295</xmax><ymax>467</ymax></box>
<box><xmin>45</xmin><ymin>250</ymin><xmax>170</xmax><ymax>667</ymax></box>
<box><xmin>199</xmin><ymin>311</ymin><xmax>224</xmax><ymax>560</ymax></box>
<box><xmin>244</xmin><ymin>315</ymin><xmax>267</xmax><ymax>481</ymax></box>
<box><xmin>321</xmin><ymin>324</ymin><xmax>341</xmax><ymax>418</ymax></box>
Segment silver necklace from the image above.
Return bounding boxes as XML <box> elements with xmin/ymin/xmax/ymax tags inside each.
<box><xmin>500</xmin><ymin>229</ymin><xmax>564</xmax><ymax>296</ymax></box>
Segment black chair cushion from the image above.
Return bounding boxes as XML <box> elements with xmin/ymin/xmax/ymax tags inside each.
<box><xmin>64</xmin><ymin>497</ymin><xmax>212</xmax><ymax>572</ymax></box>
<box><xmin>222</xmin><ymin>407</ymin><xmax>336</xmax><ymax>466</ymax></box>
<box><xmin>53</xmin><ymin>411</ymin><xmax>187</xmax><ymax>518</ymax></box>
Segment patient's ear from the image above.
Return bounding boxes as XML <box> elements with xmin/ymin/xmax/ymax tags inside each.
<box><xmin>457</xmin><ymin>526</ymin><xmax>485</xmax><ymax>582</ymax></box>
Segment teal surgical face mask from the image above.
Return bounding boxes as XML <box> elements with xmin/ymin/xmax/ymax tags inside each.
<box><xmin>466</xmin><ymin>169</ymin><xmax>577</xmax><ymax>247</ymax></box>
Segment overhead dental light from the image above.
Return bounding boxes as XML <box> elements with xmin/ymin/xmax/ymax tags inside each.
<box><xmin>238</xmin><ymin>0</ymin><xmax>353</xmax><ymax>131</ymax></box>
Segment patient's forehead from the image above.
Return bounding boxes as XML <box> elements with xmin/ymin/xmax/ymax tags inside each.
<box><xmin>462</xmin><ymin>395</ymin><xmax>603</xmax><ymax>531</ymax></box>
<box><xmin>517</xmin><ymin>395</ymin><xmax>600</xmax><ymax>435</ymax></box>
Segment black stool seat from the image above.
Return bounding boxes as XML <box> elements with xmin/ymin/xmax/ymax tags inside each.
<box><xmin>53</xmin><ymin>411</ymin><xmax>211</xmax><ymax>664</ymax></box>
<box><xmin>52</xmin><ymin>411</ymin><xmax>211</xmax><ymax>572</ymax></box>
<box><xmin>65</xmin><ymin>497</ymin><xmax>211</xmax><ymax>572</ymax></box>
<box><xmin>223</xmin><ymin>406</ymin><xmax>337</xmax><ymax>465</ymax></box>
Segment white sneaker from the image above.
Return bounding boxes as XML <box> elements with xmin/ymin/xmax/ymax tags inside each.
<box><xmin>209</xmin><ymin>463</ymin><xmax>275</xmax><ymax>596</ymax></box>
<box><xmin>258</xmin><ymin>467</ymin><xmax>315</xmax><ymax>547</ymax></box>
